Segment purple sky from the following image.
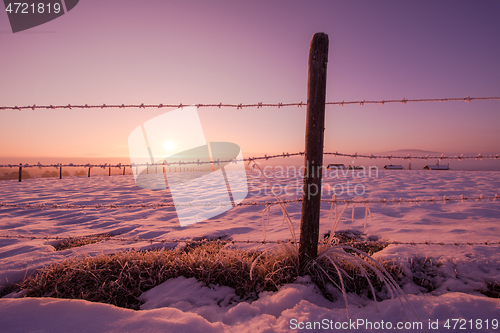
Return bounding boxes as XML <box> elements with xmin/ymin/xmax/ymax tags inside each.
<box><xmin>1</xmin><ymin>0</ymin><xmax>499</xmax><ymax>161</ymax></box>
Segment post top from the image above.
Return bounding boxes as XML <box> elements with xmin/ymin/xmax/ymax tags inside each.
<box><xmin>312</xmin><ymin>32</ymin><xmax>328</xmax><ymax>41</ymax></box>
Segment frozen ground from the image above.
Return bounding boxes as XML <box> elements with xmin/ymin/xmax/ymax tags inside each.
<box><xmin>0</xmin><ymin>170</ymin><xmax>499</xmax><ymax>332</ymax></box>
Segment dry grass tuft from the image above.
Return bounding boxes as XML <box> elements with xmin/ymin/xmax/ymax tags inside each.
<box><xmin>20</xmin><ymin>240</ymin><xmax>301</xmax><ymax>309</ymax></box>
<box><xmin>6</xmin><ymin>231</ymin><xmax>497</xmax><ymax>320</ymax></box>
<box><xmin>14</xmin><ymin>234</ymin><xmax>399</xmax><ymax>310</ymax></box>
<box><xmin>324</xmin><ymin>230</ymin><xmax>387</xmax><ymax>255</ymax></box>
<box><xmin>0</xmin><ymin>283</ymin><xmax>23</xmax><ymax>298</ymax></box>
<box><xmin>54</xmin><ymin>233</ymin><xmax>111</xmax><ymax>251</ymax></box>
<box><xmin>481</xmin><ymin>281</ymin><xmax>500</xmax><ymax>299</ymax></box>
<box><xmin>385</xmin><ymin>256</ymin><xmax>446</xmax><ymax>293</ymax></box>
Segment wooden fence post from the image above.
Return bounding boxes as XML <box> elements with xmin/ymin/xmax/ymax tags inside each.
<box><xmin>19</xmin><ymin>163</ymin><xmax>22</xmax><ymax>182</ymax></box>
<box><xmin>299</xmin><ymin>32</ymin><xmax>329</xmax><ymax>266</ymax></box>
<box><xmin>123</xmin><ymin>166</ymin><xmax>126</xmax><ymax>175</ymax></box>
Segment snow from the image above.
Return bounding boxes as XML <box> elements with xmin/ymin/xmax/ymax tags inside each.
<box><xmin>1</xmin><ymin>284</ymin><xmax>500</xmax><ymax>332</ymax></box>
<box><xmin>1</xmin><ymin>170</ymin><xmax>500</xmax><ymax>332</ymax></box>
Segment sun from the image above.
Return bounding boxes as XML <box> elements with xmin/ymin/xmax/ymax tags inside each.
<box><xmin>163</xmin><ymin>140</ymin><xmax>175</xmax><ymax>151</ymax></box>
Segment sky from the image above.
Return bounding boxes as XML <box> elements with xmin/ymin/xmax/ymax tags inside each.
<box><xmin>0</xmin><ymin>0</ymin><xmax>499</xmax><ymax>163</ymax></box>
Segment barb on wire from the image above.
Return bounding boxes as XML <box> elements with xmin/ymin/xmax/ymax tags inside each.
<box><xmin>0</xmin><ymin>194</ymin><xmax>497</xmax><ymax>210</ymax></box>
<box><xmin>1</xmin><ymin>96</ymin><xmax>498</xmax><ymax>111</ymax></box>
<box><xmin>0</xmin><ymin>234</ymin><xmax>498</xmax><ymax>247</ymax></box>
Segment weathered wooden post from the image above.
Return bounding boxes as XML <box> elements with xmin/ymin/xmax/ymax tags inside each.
<box><xmin>60</xmin><ymin>166</ymin><xmax>62</xmax><ymax>179</ymax></box>
<box><xmin>18</xmin><ymin>163</ymin><xmax>22</xmax><ymax>182</ymax></box>
<box><xmin>109</xmin><ymin>167</ymin><xmax>111</xmax><ymax>176</ymax></box>
<box><xmin>123</xmin><ymin>166</ymin><xmax>126</xmax><ymax>175</ymax></box>
<box><xmin>88</xmin><ymin>167</ymin><xmax>91</xmax><ymax>177</ymax></box>
<box><xmin>299</xmin><ymin>32</ymin><xmax>329</xmax><ymax>266</ymax></box>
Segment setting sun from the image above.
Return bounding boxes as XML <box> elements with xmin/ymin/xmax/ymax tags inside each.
<box><xmin>163</xmin><ymin>140</ymin><xmax>175</xmax><ymax>151</ymax></box>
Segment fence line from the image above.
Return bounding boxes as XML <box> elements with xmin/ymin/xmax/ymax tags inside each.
<box><xmin>1</xmin><ymin>151</ymin><xmax>499</xmax><ymax>169</ymax></box>
<box><xmin>326</xmin><ymin>96</ymin><xmax>500</xmax><ymax>106</ymax></box>
<box><xmin>0</xmin><ymin>152</ymin><xmax>305</xmax><ymax>169</ymax></box>
<box><xmin>0</xmin><ymin>194</ymin><xmax>497</xmax><ymax>210</ymax></box>
<box><xmin>1</xmin><ymin>96</ymin><xmax>499</xmax><ymax>111</ymax></box>
<box><xmin>324</xmin><ymin>152</ymin><xmax>500</xmax><ymax>161</ymax></box>
<box><xmin>1</xmin><ymin>35</ymin><xmax>498</xmax><ymax>262</ymax></box>
<box><xmin>0</xmin><ymin>234</ymin><xmax>498</xmax><ymax>248</ymax></box>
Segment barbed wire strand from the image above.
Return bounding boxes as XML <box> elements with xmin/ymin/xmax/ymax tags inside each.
<box><xmin>1</xmin><ymin>96</ymin><xmax>499</xmax><ymax>111</ymax></box>
<box><xmin>0</xmin><ymin>194</ymin><xmax>497</xmax><ymax>210</ymax></box>
<box><xmin>324</xmin><ymin>152</ymin><xmax>500</xmax><ymax>161</ymax></box>
<box><xmin>0</xmin><ymin>152</ymin><xmax>304</xmax><ymax>168</ymax></box>
<box><xmin>326</xmin><ymin>96</ymin><xmax>500</xmax><ymax>106</ymax></box>
<box><xmin>1</xmin><ymin>151</ymin><xmax>499</xmax><ymax>169</ymax></box>
<box><xmin>0</xmin><ymin>234</ymin><xmax>498</xmax><ymax>247</ymax></box>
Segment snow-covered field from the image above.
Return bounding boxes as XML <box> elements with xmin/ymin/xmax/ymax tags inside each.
<box><xmin>1</xmin><ymin>170</ymin><xmax>500</xmax><ymax>332</ymax></box>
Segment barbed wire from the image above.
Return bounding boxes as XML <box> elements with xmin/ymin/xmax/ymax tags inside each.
<box><xmin>2</xmin><ymin>151</ymin><xmax>500</xmax><ymax>169</ymax></box>
<box><xmin>0</xmin><ymin>194</ymin><xmax>497</xmax><ymax>210</ymax></box>
<box><xmin>325</xmin><ymin>152</ymin><xmax>500</xmax><ymax>161</ymax></box>
<box><xmin>0</xmin><ymin>234</ymin><xmax>498</xmax><ymax>248</ymax></box>
<box><xmin>1</xmin><ymin>96</ymin><xmax>499</xmax><ymax>111</ymax></box>
<box><xmin>326</xmin><ymin>96</ymin><xmax>500</xmax><ymax>106</ymax></box>
<box><xmin>0</xmin><ymin>152</ymin><xmax>305</xmax><ymax>169</ymax></box>
<box><xmin>0</xmin><ymin>102</ymin><xmax>306</xmax><ymax>111</ymax></box>
<box><xmin>328</xmin><ymin>194</ymin><xmax>499</xmax><ymax>204</ymax></box>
